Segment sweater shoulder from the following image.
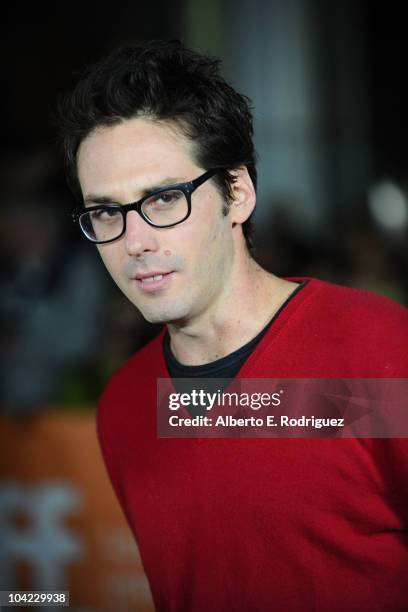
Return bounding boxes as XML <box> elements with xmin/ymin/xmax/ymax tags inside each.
<box><xmin>307</xmin><ymin>279</ymin><xmax>408</xmax><ymax>374</ymax></box>
<box><xmin>112</xmin><ymin>328</ymin><xmax>166</xmax><ymax>380</ymax></box>
<box><xmin>97</xmin><ymin>328</ymin><xmax>165</xmax><ymax>417</ymax></box>
<box><xmin>259</xmin><ymin>278</ymin><xmax>408</xmax><ymax>376</ymax></box>
<box><xmin>313</xmin><ymin>278</ymin><xmax>408</xmax><ymax>330</ymax></box>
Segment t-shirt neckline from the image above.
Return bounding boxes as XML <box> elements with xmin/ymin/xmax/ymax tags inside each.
<box><xmin>163</xmin><ymin>279</ymin><xmax>309</xmax><ymax>377</ymax></box>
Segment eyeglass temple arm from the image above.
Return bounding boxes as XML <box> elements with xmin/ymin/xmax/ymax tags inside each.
<box><xmin>189</xmin><ymin>168</ymin><xmax>222</xmax><ymax>191</ymax></box>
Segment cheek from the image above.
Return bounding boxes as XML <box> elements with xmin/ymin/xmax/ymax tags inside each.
<box><xmin>188</xmin><ymin>211</ymin><xmax>231</xmax><ymax>276</ymax></box>
<box><xmin>97</xmin><ymin>244</ymin><xmax>122</xmax><ymax>279</ymax></box>
<box><xmin>190</xmin><ymin>199</ymin><xmax>228</xmax><ymax>246</ymax></box>
<box><xmin>179</xmin><ymin>222</ymin><xmax>219</xmax><ymax>270</ymax></box>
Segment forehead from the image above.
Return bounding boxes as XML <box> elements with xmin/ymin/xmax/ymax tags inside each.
<box><xmin>77</xmin><ymin>117</ymin><xmax>197</xmax><ymax>196</ymax></box>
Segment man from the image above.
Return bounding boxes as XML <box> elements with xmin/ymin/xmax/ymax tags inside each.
<box><xmin>58</xmin><ymin>41</ymin><xmax>408</xmax><ymax>611</ymax></box>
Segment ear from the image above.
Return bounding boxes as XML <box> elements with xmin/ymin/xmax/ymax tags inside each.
<box><xmin>228</xmin><ymin>166</ymin><xmax>256</xmax><ymax>225</ymax></box>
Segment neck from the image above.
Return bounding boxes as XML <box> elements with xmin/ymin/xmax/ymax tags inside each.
<box><xmin>167</xmin><ymin>249</ymin><xmax>298</xmax><ymax>366</ymax></box>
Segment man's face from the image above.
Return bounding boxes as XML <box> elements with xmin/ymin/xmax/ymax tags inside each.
<box><xmin>77</xmin><ymin>117</ymin><xmax>238</xmax><ymax>325</ymax></box>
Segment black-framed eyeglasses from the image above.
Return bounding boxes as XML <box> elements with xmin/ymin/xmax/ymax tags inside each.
<box><xmin>72</xmin><ymin>168</ymin><xmax>223</xmax><ymax>244</ymax></box>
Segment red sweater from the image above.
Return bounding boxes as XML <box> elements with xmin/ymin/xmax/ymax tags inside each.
<box><xmin>97</xmin><ymin>278</ymin><xmax>408</xmax><ymax>611</ymax></box>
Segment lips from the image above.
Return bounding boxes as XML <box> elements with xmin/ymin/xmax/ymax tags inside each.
<box><xmin>134</xmin><ymin>271</ymin><xmax>174</xmax><ymax>292</ymax></box>
<box><xmin>138</xmin><ymin>273</ymin><xmax>166</xmax><ymax>283</ymax></box>
<box><xmin>134</xmin><ymin>270</ymin><xmax>169</xmax><ymax>279</ymax></box>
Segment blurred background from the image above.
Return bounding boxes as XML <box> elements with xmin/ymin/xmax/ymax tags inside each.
<box><xmin>1</xmin><ymin>0</ymin><xmax>407</xmax><ymax>609</ymax></box>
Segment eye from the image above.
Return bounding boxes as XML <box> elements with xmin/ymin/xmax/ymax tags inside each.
<box><xmin>90</xmin><ymin>207</ymin><xmax>121</xmax><ymax>221</ymax></box>
<box><xmin>148</xmin><ymin>190</ymin><xmax>184</xmax><ymax>208</ymax></box>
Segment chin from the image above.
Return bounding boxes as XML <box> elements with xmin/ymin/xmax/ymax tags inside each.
<box><xmin>138</xmin><ymin>300</ymin><xmax>191</xmax><ymax>325</ymax></box>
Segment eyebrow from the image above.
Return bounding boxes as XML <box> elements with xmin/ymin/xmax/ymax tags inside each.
<box><xmin>83</xmin><ymin>177</ymin><xmax>185</xmax><ymax>206</ymax></box>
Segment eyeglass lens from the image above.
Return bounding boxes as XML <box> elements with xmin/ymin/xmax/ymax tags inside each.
<box><xmin>80</xmin><ymin>188</ymin><xmax>189</xmax><ymax>242</ymax></box>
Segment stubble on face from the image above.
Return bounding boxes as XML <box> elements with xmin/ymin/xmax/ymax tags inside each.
<box><xmin>101</xmin><ymin>211</ymin><xmax>233</xmax><ymax>327</ymax></box>
<box><xmin>78</xmin><ymin>117</ymin><xmax>235</xmax><ymax>327</ymax></box>
<box><xmin>121</xmin><ymin>251</ymin><xmax>188</xmax><ymax>324</ymax></box>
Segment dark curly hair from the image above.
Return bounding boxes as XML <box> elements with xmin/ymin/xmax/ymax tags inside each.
<box><xmin>57</xmin><ymin>40</ymin><xmax>257</xmax><ymax>250</ymax></box>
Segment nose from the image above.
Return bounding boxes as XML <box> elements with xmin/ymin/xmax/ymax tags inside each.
<box><xmin>124</xmin><ymin>210</ymin><xmax>159</xmax><ymax>256</ymax></box>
